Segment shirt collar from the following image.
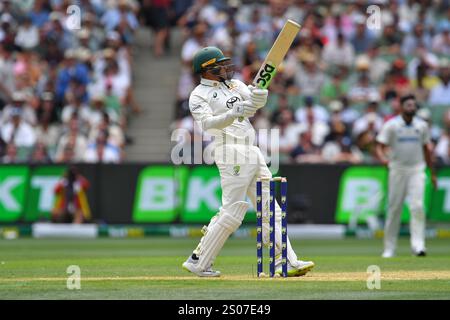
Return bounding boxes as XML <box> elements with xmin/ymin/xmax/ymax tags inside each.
<box><xmin>200</xmin><ymin>77</ymin><xmax>221</xmax><ymax>87</ymax></box>
<box><xmin>200</xmin><ymin>77</ymin><xmax>233</xmax><ymax>88</ymax></box>
<box><xmin>399</xmin><ymin>115</ymin><xmax>415</xmax><ymax>127</ymax></box>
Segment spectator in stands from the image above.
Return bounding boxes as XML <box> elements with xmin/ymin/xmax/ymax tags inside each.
<box><xmin>55</xmin><ymin>49</ymin><xmax>90</xmax><ymax>102</ymax></box>
<box><xmin>51</xmin><ymin>166</ymin><xmax>91</xmax><ymax>224</ymax></box>
<box><xmin>88</xmin><ymin>95</ymin><xmax>108</xmax><ymax>130</ymax></box>
<box><xmin>43</xmin><ymin>12</ymin><xmax>73</xmax><ymax>52</ymax></box>
<box><xmin>74</xmin><ymin>28</ymin><xmax>90</xmax><ymax>52</ymax></box>
<box><xmin>35</xmin><ymin>91</ymin><xmax>60</xmax><ymax>154</ymax></box>
<box><xmin>322</xmin><ymin>32</ymin><xmax>355</xmax><ymax>69</ymax></box>
<box><xmin>1</xmin><ymin>91</ymin><xmax>36</xmax><ymax>126</ymax></box>
<box><xmin>351</xmin><ymin>16</ymin><xmax>375</xmax><ymax>54</ymax></box>
<box><xmin>2</xmin><ymin>143</ymin><xmax>18</xmax><ymax>163</ymax></box>
<box><xmin>0</xmin><ymin>136</ymin><xmax>5</xmax><ymax>159</ymax></box>
<box><xmin>417</xmin><ymin>108</ymin><xmax>441</xmax><ymax>144</ymax></box>
<box><xmin>298</xmin><ymin>107</ymin><xmax>330</xmax><ymax>147</ymax></box>
<box><xmin>40</xmin><ymin>38</ymin><xmax>64</xmax><ymax>68</ymax></box>
<box><xmin>435</xmin><ymin>125</ymin><xmax>450</xmax><ymax>165</ymax></box>
<box><xmin>84</xmin><ymin>131</ymin><xmax>121</xmax><ymax>163</ymax></box>
<box><xmin>353</xmin><ymin>100</ymin><xmax>384</xmax><ymax>162</ymax></box>
<box><xmin>295</xmin><ymin>96</ymin><xmax>329</xmax><ymax>125</ymax></box>
<box><xmin>0</xmin><ymin>13</ymin><xmax>15</xmax><ymax>48</ymax></box>
<box><xmin>181</xmin><ymin>21</ymin><xmax>209</xmax><ymax>65</ymax></box>
<box><xmin>0</xmin><ymin>43</ymin><xmax>15</xmax><ymax>104</ymax></box>
<box><xmin>271</xmin><ymin>94</ymin><xmax>291</xmax><ymax>125</ymax></box>
<box><xmin>290</xmin><ymin>131</ymin><xmax>322</xmax><ymax>164</ymax></box>
<box><xmin>432</xmin><ymin>21</ymin><xmax>450</xmax><ymax>55</ymax></box>
<box><xmin>376</xmin><ymin>24</ymin><xmax>402</xmax><ymax>54</ymax></box>
<box><xmin>14</xmin><ymin>16</ymin><xmax>39</xmax><ymax>50</ymax></box>
<box><xmin>320</xmin><ymin>68</ymin><xmax>350</xmax><ymax>104</ymax></box>
<box><xmin>1</xmin><ymin>107</ymin><xmax>36</xmax><ymax>148</ymax></box>
<box><xmin>61</xmin><ymin>94</ymin><xmax>91</xmax><ymax>127</ymax></box>
<box><xmin>35</xmin><ymin>116</ymin><xmax>60</xmax><ymax>155</ymax></box>
<box><xmin>402</xmin><ymin>23</ymin><xmax>432</xmax><ymax>56</ymax></box>
<box><xmin>322</xmin><ymin>113</ymin><xmax>362</xmax><ymax>164</ymax></box>
<box><xmin>339</xmin><ymin>96</ymin><xmax>360</xmax><ymax>128</ymax></box>
<box><xmin>88</xmin><ymin>112</ymin><xmax>124</xmax><ymax>149</ymax></box>
<box><xmin>29</xmin><ymin>142</ymin><xmax>51</xmax><ymax>164</ymax></box>
<box><xmin>383</xmin><ymin>95</ymin><xmax>402</xmax><ymax>122</ymax></box>
<box><xmin>55</xmin><ymin>117</ymin><xmax>87</xmax><ymax>162</ymax></box>
<box><xmin>398</xmin><ymin>0</ymin><xmax>421</xmax><ymax>33</ymax></box>
<box><xmin>428</xmin><ymin>59</ymin><xmax>450</xmax><ymax>106</ymax></box>
<box><xmin>294</xmin><ymin>52</ymin><xmax>326</xmax><ymax>97</ymax></box>
<box><xmin>275</xmin><ymin>109</ymin><xmax>302</xmax><ymax>158</ymax></box>
<box><xmin>29</xmin><ymin>0</ymin><xmax>49</xmax><ymax>28</ymax></box>
<box><xmin>251</xmin><ymin>108</ymin><xmax>271</xmax><ymax>131</ymax></box>
<box><xmin>142</xmin><ymin>0</ymin><xmax>171</xmax><ymax>57</ymax></box>
<box><xmin>56</xmin><ymin>142</ymin><xmax>77</xmax><ymax>163</ymax></box>
<box><xmin>348</xmin><ymin>73</ymin><xmax>380</xmax><ymax>104</ymax></box>
<box><xmin>102</xmin><ymin>0</ymin><xmax>139</xmax><ymax>33</ymax></box>
<box><xmin>81</xmin><ymin>13</ymin><xmax>105</xmax><ymax>52</ymax></box>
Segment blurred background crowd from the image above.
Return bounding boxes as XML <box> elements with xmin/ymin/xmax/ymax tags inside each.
<box><xmin>170</xmin><ymin>0</ymin><xmax>450</xmax><ymax>165</ymax></box>
<box><xmin>1</xmin><ymin>0</ymin><xmax>450</xmax><ymax>165</ymax></box>
<box><xmin>0</xmin><ymin>0</ymin><xmax>142</xmax><ymax>164</ymax></box>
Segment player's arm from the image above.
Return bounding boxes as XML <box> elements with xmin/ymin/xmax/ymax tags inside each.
<box><xmin>234</xmin><ymin>80</ymin><xmax>268</xmax><ymax>110</ymax></box>
<box><xmin>375</xmin><ymin>142</ymin><xmax>389</xmax><ymax>166</ymax></box>
<box><xmin>422</xmin><ymin>125</ymin><xmax>437</xmax><ymax>188</ymax></box>
<box><xmin>375</xmin><ymin>123</ymin><xmax>391</xmax><ymax>166</ymax></box>
<box><xmin>423</xmin><ymin>143</ymin><xmax>437</xmax><ymax>188</ymax></box>
<box><xmin>189</xmin><ymin>93</ymin><xmax>257</xmax><ymax>131</ymax></box>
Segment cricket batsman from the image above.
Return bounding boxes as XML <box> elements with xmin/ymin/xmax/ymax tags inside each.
<box><xmin>375</xmin><ymin>94</ymin><xmax>437</xmax><ymax>258</ymax></box>
<box><xmin>182</xmin><ymin>46</ymin><xmax>315</xmax><ymax>277</ymax></box>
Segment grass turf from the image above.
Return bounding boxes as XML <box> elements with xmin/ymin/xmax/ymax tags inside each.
<box><xmin>0</xmin><ymin>237</ymin><xmax>449</xmax><ymax>299</ymax></box>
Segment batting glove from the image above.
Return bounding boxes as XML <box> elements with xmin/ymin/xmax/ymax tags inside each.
<box><xmin>230</xmin><ymin>100</ymin><xmax>258</xmax><ymax>118</ymax></box>
<box><xmin>248</xmin><ymin>85</ymin><xmax>268</xmax><ymax>109</ymax></box>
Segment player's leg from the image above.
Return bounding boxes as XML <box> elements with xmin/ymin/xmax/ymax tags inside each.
<box><xmin>407</xmin><ymin>170</ymin><xmax>426</xmax><ymax>256</ymax></box>
<box><xmin>182</xmin><ymin>160</ymin><xmax>257</xmax><ymax>276</ymax></box>
<box><xmin>246</xmin><ymin>160</ymin><xmax>314</xmax><ymax>276</ymax></box>
<box><xmin>189</xmin><ymin>161</ymin><xmax>255</xmax><ymax>258</ymax></box>
<box><xmin>73</xmin><ymin>209</ymin><xmax>84</xmax><ymax>224</ymax></box>
<box><xmin>383</xmin><ymin>169</ymin><xmax>408</xmax><ymax>257</ymax></box>
<box><xmin>191</xmin><ymin>212</ymin><xmax>221</xmax><ymax>258</ymax></box>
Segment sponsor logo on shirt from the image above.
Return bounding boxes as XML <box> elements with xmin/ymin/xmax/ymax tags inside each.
<box><xmin>226</xmin><ymin>96</ymin><xmax>241</xmax><ymax>109</ymax></box>
<box><xmin>397</xmin><ymin>136</ymin><xmax>419</xmax><ymax>142</ymax></box>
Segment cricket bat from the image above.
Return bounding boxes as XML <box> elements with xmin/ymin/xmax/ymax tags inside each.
<box><xmin>239</xmin><ymin>19</ymin><xmax>301</xmax><ymax>121</ymax></box>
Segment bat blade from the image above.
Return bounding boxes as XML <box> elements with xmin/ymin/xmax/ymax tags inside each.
<box><xmin>238</xmin><ymin>20</ymin><xmax>300</xmax><ymax>122</ymax></box>
<box><xmin>253</xmin><ymin>20</ymin><xmax>301</xmax><ymax>89</ymax></box>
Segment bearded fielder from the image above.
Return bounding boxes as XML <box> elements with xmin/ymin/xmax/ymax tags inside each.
<box><xmin>182</xmin><ymin>46</ymin><xmax>315</xmax><ymax>277</ymax></box>
<box><xmin>376</xmin><ymin>94</ymin><xmax>437</xmax><ymax>258</ymax></box>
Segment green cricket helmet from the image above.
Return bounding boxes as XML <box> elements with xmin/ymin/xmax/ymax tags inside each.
<box><xmin>192</xmin><ymin>46</ymin><xmax>231</xmax><ymax>74</ymax></box>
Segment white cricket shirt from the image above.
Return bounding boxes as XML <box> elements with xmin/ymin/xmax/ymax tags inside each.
<box><xmin>189</xmin><ymin>77</ymin><xmax>256</xmax><ymax>146</ymax></box>
<box><xmin>376</xmin><ymin>115</ymin><xmax>431</xmax><ymax>171</ymax></box>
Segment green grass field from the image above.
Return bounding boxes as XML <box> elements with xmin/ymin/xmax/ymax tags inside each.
<box><xmin>1</xmin><ymin>237</ymin><xmax>449</xmax><ymax>300</ymax></box>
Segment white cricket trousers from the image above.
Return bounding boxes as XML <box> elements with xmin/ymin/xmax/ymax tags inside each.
<box><xmin>194</xmin><ymin>144</ymin><xmax>299</xmax><ymax>265</ymax></box>
<box><xmin>385</xmin><ymin>168</ymin><xmax>426</xmax><ymax>254</ymax></box>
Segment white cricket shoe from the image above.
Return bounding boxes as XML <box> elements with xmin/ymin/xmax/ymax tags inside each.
<box><xmin>382</xmin><ymin>250</ymin><xmax>395</xmax><ymax>258</ymax></box>
<box><xmin>275</xmin><ymin>260</ymin><xmax>315</xmax><ymax>277</ymax></box>
<box><xmin>182</xmin><ymin>256</ymin><xmax>221</xmax><ymax>277</ymax></box>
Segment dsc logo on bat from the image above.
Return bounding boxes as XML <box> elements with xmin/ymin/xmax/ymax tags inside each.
<box><xmin>255</xmin><ymin>63</ymin><xmax>276</xmax><ymax>88</ymax></box>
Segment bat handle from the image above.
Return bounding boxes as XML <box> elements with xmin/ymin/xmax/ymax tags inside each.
<box><xmin>238</xmin><ymin>82</ymin><xmax>258</xmax><ymax>122</ymax></box>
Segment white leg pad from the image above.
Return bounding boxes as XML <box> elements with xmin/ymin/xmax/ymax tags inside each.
<box><xmin>197</xmin><ymin>201</ymin><xmax>249</xmax><ymax>270</ymax></box>
<box><xmin>193</xmin><ymin>212</ymin><xmax>221</xmax><ymax>256</ymax></box>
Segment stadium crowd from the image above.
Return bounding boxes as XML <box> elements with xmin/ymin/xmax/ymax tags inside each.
<box><xmin>171</xmin><ymin>0</ymin><xmax>450</xmax><ymax>165</ymax></box>
<box><xmin>0</xmin><ymin>0</ymin><xmax>142</xmax><ymax>164</ymax></box>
